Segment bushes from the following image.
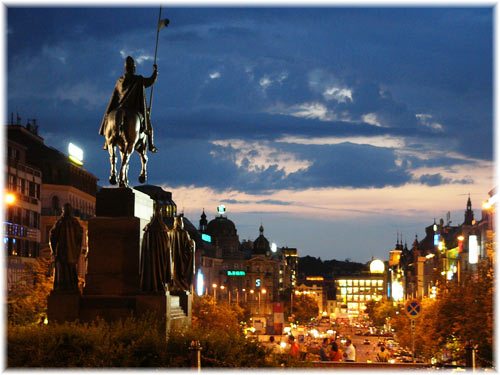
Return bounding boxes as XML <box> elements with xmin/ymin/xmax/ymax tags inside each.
<box><xmin>7</xmin><ymin>315</ymin><xmax>273</xmax><ymax>368</ymax></box>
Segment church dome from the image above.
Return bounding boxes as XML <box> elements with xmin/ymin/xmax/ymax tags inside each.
<box><xmin>207</xmin><ymin>216</ymin><xmax>237</xmax><ymax>237</ymax></box>
<box><xmin>253</xmin><ymin>224</ymin><xmax>270</xmax><ymax>255</ymax></box>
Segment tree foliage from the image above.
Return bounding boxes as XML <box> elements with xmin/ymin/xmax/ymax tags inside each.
<box><xmin>390</xmin><ymin>261</ymin><xmax>493</xmax><ymax>367</ymax></box>
<box><xmin>8</xmin><ymin>255</ymin><xmax>54</xmax><ymax>325</ymax></box>
<box><xmin>192</xmin><ymin>295</ymin><xmax>247</xmax><ymax>334</ymax></box>
<box><xmin>292</xmin><ymin>294</ymin><xmax>319</xmax><ymax>324</ymax></box>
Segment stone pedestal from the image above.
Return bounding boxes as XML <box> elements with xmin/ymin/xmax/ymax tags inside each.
<box><xmin>47</xmin><ymin>292</ymin><xmax>80</xmax><ymax>323</ymax></box>
<box><xmin>78</xmin><ymin>187</ymin><xmax>191</xmax><ymax>334</ymax></box>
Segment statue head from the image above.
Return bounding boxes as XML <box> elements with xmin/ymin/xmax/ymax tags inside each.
<box><xmin>124</xmin><ymin>56</ymin><xmax>136</xmax><ymax>75</ymax></box>
<box><xmin>62</xmin><ymin>203</ymin><xmax>73</xmax><ymax>217</ymax></box>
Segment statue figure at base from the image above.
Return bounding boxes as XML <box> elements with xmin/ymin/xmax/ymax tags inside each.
<box><xmin>169</xmin><ymin>216</ymin><xmax>195</xmax><ymax>292</ymax></box>
<box><xmin>140</xmin><ymin>208</ymin><xmax>172</xmax><ymax>293</ymax></box>
<box><xmin>49</xmin><ymin>203</ymin><xmax>83</xmax><ymax>293</ymax></box>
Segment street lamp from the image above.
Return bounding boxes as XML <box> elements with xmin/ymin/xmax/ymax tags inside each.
<box><xmin>5</xmin><ymin>192</ymin><xmax>16</xmax><ymax>205</ymax></box>
<box><xmin>212</xmin><ymin>283</ymin><xmax>217</xmax><ymax>299</ymax></box>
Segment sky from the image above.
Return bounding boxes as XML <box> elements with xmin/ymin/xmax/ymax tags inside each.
<box><xmin>6</xmin><ymin>5</ymin><xmax>494</xmax><ymax>262</ymax></box>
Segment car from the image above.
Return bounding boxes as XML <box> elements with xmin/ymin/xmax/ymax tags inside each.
<box><xmin>363</xmin><ymin>339</ymin><xmax>371</xmax><ymax>345</ymax></box>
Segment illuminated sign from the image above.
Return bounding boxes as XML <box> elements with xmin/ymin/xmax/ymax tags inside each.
<box><xmin>469</xmin><ymin>235</ymin><xmax>478</xmax><ymax>264</ymax></box>
<box><xmin>306</xmin><ymin>276</ymin><xmax>324</xmax><ymax>281</ymax></box>
<box><xmin>227</xmin><ymin>270</ymin><xmax>245</xmax><ymax>276</ymax></box>
<box><xmin>271</xmin><ymin>242</ymin><xmax>277</xmax><ymax>253</ymax></box>
<box><xmin>68</xmin><ymin>143</ymin><xmax>83</xmax><ymax>165</ymax></box>
<box><xmin>256</xmin><ymin>279</ymin><xmax>261</xmax><ymax>287</ymax></box>
<box><xmin>201</xmin><ymin>233</ymin><xmax>211</xmax><ymax>242</ymax></box>
<box><xmin>196</xmin><ymin>269</ymin><xmax>204</xmax><ymax>296</ymax></box>
<box><xmin>434</xmin><ymin>234</ymin><xmax>440</xmax><ymax>246</ymax></box>
<box><xmin>217</xmin><ymin>205</ymin><xmax>226</xmax><ymax>214</ymax></box>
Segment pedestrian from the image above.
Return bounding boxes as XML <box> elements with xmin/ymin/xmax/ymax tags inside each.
<box><xmin>343</xmin><ymin>338</ymin><xmax>356</xmax><ymax>362</ymax></box>
<box><xmin>288</xmin><ymin>335</ymin><xmax>300</xmax><ymax>358</ymax></box>
<box><xmin>376</xmin><ymin>345</ymin><xmax>390</xmax><ymax>362</ymax></box>
<box><xmin>319</xmin><ymin>338</ymin><xmax>330</xmax><ymax>361</ymax></box>
<box><xmin>330</xmin><ymin>341</ymin><xmax>343</xmax><ymax>361</ymax></box>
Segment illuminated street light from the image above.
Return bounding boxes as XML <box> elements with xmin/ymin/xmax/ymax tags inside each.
<box><xmin>5</xmin><ymin>192</ymin><xmax>16</xmax><ymax>205</ymax></box>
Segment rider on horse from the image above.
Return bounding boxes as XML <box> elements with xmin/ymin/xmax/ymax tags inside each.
<box><xmin>99</xmin><ymin>56</ymin><xmax>158</xmax><ymax>153</ymax></box>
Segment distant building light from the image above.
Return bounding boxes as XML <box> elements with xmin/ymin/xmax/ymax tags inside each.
<box><xmin>271</xmin><ymin>242</ymin><xmax>277</xmax><ymax>253</ymax></box>
<box><xmin>196</xmin><ymin>269</ymin><xmax>204</xmax><ymax>296</ymax></box>
<box><xmin>433</xmin><ymin>224</ymin><xmax>438</xmax><ymax>232</ymax></box>
<box><xmin>68</xmin><ymin>143</ymin><xmax>83</xmax><ymax>165</ymax></box>
<box><xmin>201</xmin><ymin>233</ymin><xmax>211</xmax><ymax>242</ymax></box>
<box><xmin>391</xmin><ymin>281</ymin><xmax>404</xmax><ymax>302</ymax></box>
<box><xmin>434</xmin><ymin>234</ymin><xmax>440</xmax><ymax>246</ymax></box>
<box><xmin>370</xmin><ymin>259</ymin><xmax>385</xmax><ymax>273</ymax></box>
<box><xmin>469</xmin><ymin>235</ymin><xmax>478</xmax><ymax>264</ymax></box>
<box><xmin>217</xmin><ymin>205</ymin><xmax>226</xmax><ymax>214</ymax></box>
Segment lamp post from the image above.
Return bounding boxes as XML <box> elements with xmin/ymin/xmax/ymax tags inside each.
<box><xmin>250</xmin><ymin>289</ymin><xmax>255</xmax><ymax>313</ymax></box>
<box><xmin>261</xmin><ymin>289</ymin><xmax>267</xmax><ymax>314</ymax></box>
<box><xmin>212</xmin><ymin>283</ymin><xmax>217</xmax><ymax>299</ymax></box>
<box><xmin>243</xmin><ymin>288</ymin><xmax>246</xmax><ymax>303</ymax></box>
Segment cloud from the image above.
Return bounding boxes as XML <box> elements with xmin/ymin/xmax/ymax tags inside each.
<box><xmin>209</xmin><ymin>72</ymin><xmax>220</xmax><ymax>79</ymax></box>
<box><xmin>323</xmin><ymin>86</ymin><xmax>353</xmax><ymax>103</ymax></box>
<box><xmin>210</xmin><ymin>139</ymin><xmax>312</xmax><ymax>177</ymax></box>
<box><xmin>362</xmin><ymin>113</ymin><xmax>385</xmax><ymax>127</ymax></box>
<box><xmin>119</xmin><ymin>49</ymin><xmax>153</xmax><ymax>64</ymax></box>
<box><xmin>278</xmin><ymin>135</ymin><xmax>405</xmax><ymax>149</ymax></box>
<box><xmin>289</xmin><ymin>102</ymin><xmax>333</xmax><ymax>121</ymax></box>
<box><xmin>416</xmin><ymin>114</ymin><xmax>444</xmax><ymax>132</ymax></box>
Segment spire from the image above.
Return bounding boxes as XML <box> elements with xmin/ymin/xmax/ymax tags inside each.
<box><xmin>199</xmin><ymin>208</ymin><xmax>208</xmax><ymax>232</ymax></box>
<box><xmin>259</xmin><ymin>223</ymin><xmax>264</xmax><ymax>235</ymax></box>
<box><xmin>464</xmin><ymin>194</ymin><xmax>474</xmax><ymax>225</ymax></box>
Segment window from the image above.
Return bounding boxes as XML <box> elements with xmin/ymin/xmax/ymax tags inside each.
<box><xmin>52</xmin><ymin>196</ymin><xmax>60</xmax><ymax>211</ymax></box>
<box><xmin>353</xmin><ymin>280</ymin><xmax>358</xmax><ymax>286</ymax></box>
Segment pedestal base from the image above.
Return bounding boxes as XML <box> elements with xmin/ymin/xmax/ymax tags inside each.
<box><xmin>47</xmin><ymin>292</ymin><xmax>81</xmax><ymax>323</ymax></box>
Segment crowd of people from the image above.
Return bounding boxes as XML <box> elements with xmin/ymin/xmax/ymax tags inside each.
<box><xmin>266</xmin><ymin>334</ymin><xmax>391</xmax><ymax>363</ymax></box>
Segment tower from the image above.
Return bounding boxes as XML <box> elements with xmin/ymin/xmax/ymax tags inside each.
<box><xmin>199</xmin><ymin>209</ymin><xmax>207</xmax><ymax>233</ymax></box>
<box><xmin>464</xmin><ymin>195</ymin><xmax>474</xmax><ymax>225</ymax></box>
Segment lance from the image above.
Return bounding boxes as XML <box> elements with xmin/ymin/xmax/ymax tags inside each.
<box><xmin>148</xmin><ymin>5</ymin><xmax>169</xmax><ymax>115</ymax></box>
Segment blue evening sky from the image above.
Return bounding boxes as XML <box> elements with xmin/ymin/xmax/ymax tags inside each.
<box><xmin>6</xmin><ymin>5</ymin><xmax>494</xmax><ymax>262</ymax></box>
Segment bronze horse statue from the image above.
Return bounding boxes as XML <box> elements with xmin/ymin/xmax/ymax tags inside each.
<box><xmin>105</xmin><ymin>108</ymin><xmax>148</xmax><ymax>187</ymax></box>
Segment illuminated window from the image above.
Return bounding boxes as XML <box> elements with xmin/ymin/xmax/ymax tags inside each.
<box><xmin>359</xmin><ymin>280</ymin><xmax>364</xmax><ymax>286</ymax></box>
<box><xmin>366</xmin><ymin>295</ymin><xmax>371</xmax><ymax>301</ymax></box>
<box><xmin>347</xmin><ymin>287</ymin><xmax>352</xmax><ymax>294</ymax></box>
<box><xmin>378</xmin><ymin>287</ymin><xmax>383</xmax><ymax>291</ymax></box>
<box><xmin>353</xmin><ymin>295</ymin><xmax>359</xmax><ymax>301</ymax></box>
<box><xmin>347</xmin><ymin>280</ymin><xmax>352</xmax><ymax>286</ymax></box>
<box><xmin>371</xmin><ymin>280</ymin><xmax>377</xmax><ymax>286</ymax></box>
<box><xmin>353</xmin><ymin>280</ymin><xmax>358</xmax><ymax>286</ymax></box>
<box><xmin>353</xmin><ymin>287</ymin><xmax>358</xmax><ymax>293</ymax></box>
<box><xmin>377</xmin><ymin>280</ymin><xmax>383</xmax><ymax>286</ymax></box>
<box><xmin>347</xmin><ymin>295</ymin><xmax>353</xmax><ymax>301</ymax></box>
<box><xmin>359</xmin><ymin>295</ymin><xmax>365</xmax><ymax>301</ymax></box>
<box><xmin>338</xmin><ymin>280</ymin><xmax>346</xmax><ymax>286</ymax></box>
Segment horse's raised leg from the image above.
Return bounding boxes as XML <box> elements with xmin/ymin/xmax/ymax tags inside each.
<box><xmin>138</xmin><ymin>149</ymin><xmax>148</xmax><ymax>184</ymax></box>
<box><xmin>108</xmin><ymin>144</ymin><xmax>117</xmax><ymax>185</ymax></box>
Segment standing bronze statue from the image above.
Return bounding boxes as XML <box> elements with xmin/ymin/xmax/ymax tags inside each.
<box><xmin>49</xmin><ymin>203</ymin><xmax>83</xmax><ymax>293</ymax></box>
<box><xmin>99</xmin><ymin>56</ymin><xmax>158</xmax><ymax>187</ymax></box>
<box><xmin>169</xmin><ymin>216</ymin><xmax>195</xmax><ymax>292</ymax></box>
<box><xmin>140</xmin><ymin>208</ymin><xmax>173</xmax><ymax>293</ymax></box>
